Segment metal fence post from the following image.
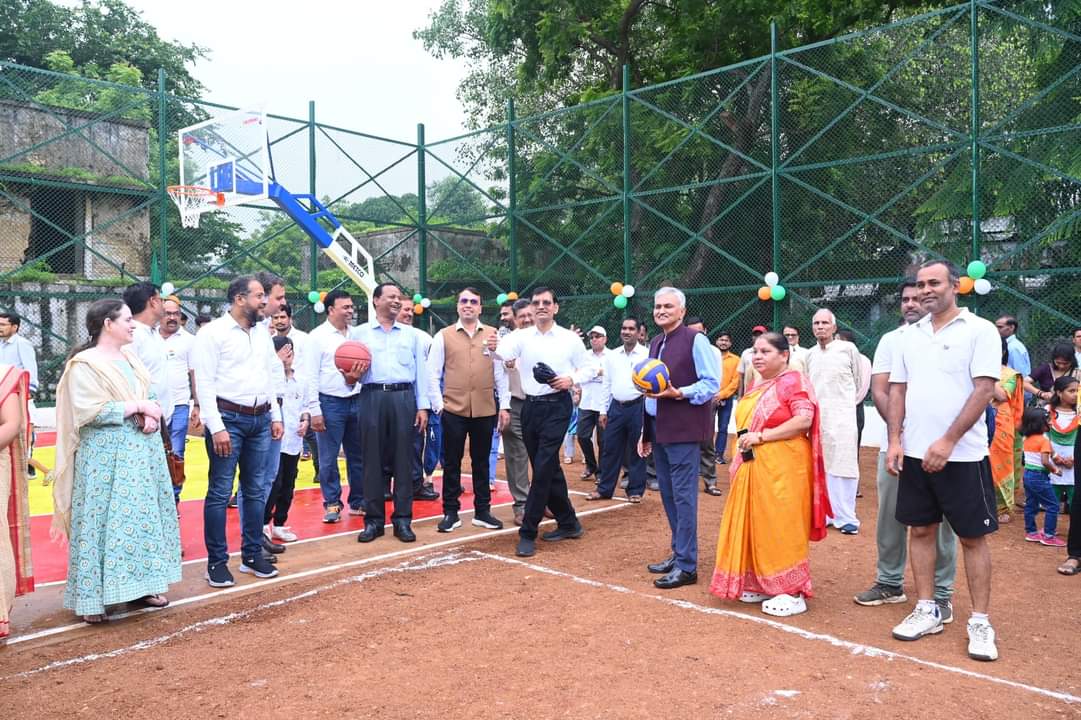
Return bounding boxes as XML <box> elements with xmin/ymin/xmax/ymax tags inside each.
<box><xmin>770</xmin><ymin>22</ymin><xmax>781</xmax><ymax>329</ymax></box>
<box><xmin>507</xmin><ymin>98</ymin><xmax>518</xmax><ymax>293</ymax></box>
<box><xmin>970</xmin><ymin>0</ymin><xmax>981</xmax><ymax>263</ymax></box>
<box><xmin>417</xmin><ymin>123</ymin><xmax>427</xmax><ymax>296</ymax></box>
<box><xmin>309</xmin><ymin>100</ymin><xmax>318</xmax><ymax>294</ymax></box>
<box><xmin>156</xmin><ymin>67</ymin><xmax>167</xmax><ymax>285</ymax></box>
<box><xmin>622</xmin><ymin>64</ymin><xmax>632</xmax><ymax>299</ymax></box>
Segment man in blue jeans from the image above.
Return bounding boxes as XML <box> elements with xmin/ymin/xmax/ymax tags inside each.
<box><xmin>192</xmin><ymin>276</ymin><xmax>284</xmax><ymax>587</ymax></box>
<box><xmin>309</xmin><ymin>289</ymin><xmax>366</xmax><ymax>522</ymax></box>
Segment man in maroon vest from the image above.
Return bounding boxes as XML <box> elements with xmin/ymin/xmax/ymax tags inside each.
<box><xmin>639</xmin><ymin>287</ymin><xmax>721</xmax><ymax>589</ymax></box>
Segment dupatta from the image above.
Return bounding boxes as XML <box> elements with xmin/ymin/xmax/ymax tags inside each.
<box><xmin>1</xmin><ymin>365</ymin><xmax>32</xmax><ymax>597</ymax></box>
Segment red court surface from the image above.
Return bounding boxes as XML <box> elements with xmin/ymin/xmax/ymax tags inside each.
<box><xmin>30</xmin><ymin>476</ymin><xmax>509</xmax><ymax>584</ymax></box>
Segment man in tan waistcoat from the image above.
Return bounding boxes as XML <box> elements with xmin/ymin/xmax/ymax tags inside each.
<box><xmin>427</xmin><ymin>287</ymin><xmax>510</xmax><ymax>532</ymax></box>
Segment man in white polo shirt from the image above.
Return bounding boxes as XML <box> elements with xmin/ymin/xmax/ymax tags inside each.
<box><xmin>886</xmin><ymin>259</ymin><xmax>1001</xmax><ymax>662</ymax></box>
<box><xmin>576</xmin><ymin>325</ymin><xmax>609</xmax><ymax>481</ymax></box>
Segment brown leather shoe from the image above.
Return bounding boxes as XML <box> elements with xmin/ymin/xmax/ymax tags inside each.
<box><xmin>513</xmin><ymin>509</ymin><xmax>524</xmax><ymax>526</ymax></box>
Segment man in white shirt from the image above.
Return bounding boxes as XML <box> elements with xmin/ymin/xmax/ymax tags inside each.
<box><xmin>159</xmin><ymin>295</ymin><xmax>197</xmax><ymax>502</ymax></box>
<box><xmin>587</xmin><ymin>317</ymin><xmax>648</xmax><ymax>501</ymax></box>
<box><xmin>501</xmin><ymin>298</ymin><xmax>534</xmax><ymax>525</ymax></box>
<box><xmin>123</xmin><ymin>282</ymin><xmax>173</xmax><ymax>422</ymax></box>
<box><xmin>308</xmin><ymin>289</ymin><xmax>366</xmax><ymax>522</ymax></box>
<box><xmin>192</xmin><ymin>276</ymin><xmax>284</xmax><ymax>588</ymax></box>
<box><xmin>782</xmin><ymin>325</ymin><xmax>809</xmax><ymax>375</ymax></box>
<box><xmin>272</xmin><ymin>302</ymin><xmax>319</xmax><ymax>471</ymax></box>
<box><xmin>886</xmin><ymin>260</ymin><xmax>1000</xmax><ymax>662</ymax></box>
<box><xmin>576</xmin><ymin>326</ymin><xmax>610</xmax><ymax>480</ymax></box>
<box><xmin>496</xmin><ymin>286</ymin><xmax>600</xmax><ymax>558</ymax></box>
<box><xmin>395</xmin><ymin>303</ymin><xmax>440</xmax><ymax>503</ymax></box>
<box><xmin>854</xmin><ymin>279</ymin><xmax>957</xmax><ymax>619</ymax></box>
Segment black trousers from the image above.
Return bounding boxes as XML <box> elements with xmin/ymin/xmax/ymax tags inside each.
<box><xmin>520</xmin><ymin>392</ymin><xmax>578</xmax><ymax>540</ymax></box>
<box><xmin>381</xmin><ymin>426</ymin><xmax>425</xmax><ymax>494</ymax></box>
<box><xmin>441</xmin><ymin>411</ymin><xmax>497</xmax><ymax>514</ymax></box>
<box><xmin>360</xmin><ymin>387</ymin><xmax>416</xmax><ymax>523</ymax></box>
<box><xmin>264</xmin><ymin>451</ymin><xmax>300</xmax><ymax>526</ymax></box>
<box><xmin>576</xmin><ymin>408</ymin><xmax>603</xmax><ymax>474</ymax></box>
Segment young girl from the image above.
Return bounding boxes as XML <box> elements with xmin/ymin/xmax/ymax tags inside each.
<box><xmin>263</xmin><ymin>336</ymin><xmax>311</xmax><ymax>544</ymax></box>
<box><xmin>1048</xmin><ymin>376</ymin><xmax>1078</xmax><ymax>514</ymax></box>
<box><xmin>1020</xmin><ymin>407</ymin><xmax>1065</xmax><ymax>547</ymax></box>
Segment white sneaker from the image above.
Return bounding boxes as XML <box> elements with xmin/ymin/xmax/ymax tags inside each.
<box><xmin>967</xmin><ymin>620</ymin><xmax>998</xmax><ymax>661</ymax></box>
<box><xmin>891</xmin><ymin>605</ymin><xmax>943</xmax><ymax>641</ymax></box>
<box><xmin>270</xmin><ymin>525</ymin><xmax>298</xmax><ymax>542</ymax></box>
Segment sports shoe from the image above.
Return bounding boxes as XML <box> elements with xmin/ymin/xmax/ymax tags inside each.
<box><xmin>239</xmin><ymin>555</ymin><xmax>279</xmax><ymax>579</ymax></box>
<box><xmin>323</xmin><ymin>504</ymin><xmax>343</xmax><ymax>524</ymax></box>
<box><xmin>472</xmin><ymin>511</ymin><xmax>504</xmax><ymax>530</ymax></box>
<box><xmin>270</xmin><ymin>525</ymin><xmax>298</xmax><ymax>542</ymax></box>
<box><xmin>205</xmin><ymin>562</ymin><xmax>235</xmax><ymax>588</ymax></box>
<box><xmin>541</xmin><ymin>524</ymin><xmax>584</xmax><ymax>542</ymax></box>
<box><xmin>853</xmin><ymin>582</ymin><xmax>907</xmax><ymax>606</ymax></box>
<box><xmin>967</xmin><ymin>619</ymin><xmax>998</xmax><ymax>661</ymax></box>
<box><xmin>1024</xmin><ymin>531</ymin><xmax>1043</xmax><ymax>542</ymax></box>
<box><xmin>1040</xmin><ymin>533</ymin><xmax>1066</xmax><ymax>547</ymax></box>
<box><xmin>348</xmin><ymin>505</ymin><xmax>365</xmax><ymax>516</ymax></box>
<box><xmin>437</xmin><ymin>513</ymin><xmax>461</xmax><ymax>533</ymax></box>
<box><xmin>839</xmin><ymin>523</ymin><xmax>859</xmax><ymax>535</ymax></box>
<box><xmin>891</xmin><ymin>604</ymin><xmax>943</xmax><ymax>641</ymax></box>
<box><xmin>936</xmin><ymin>598</ymin><xmax>954</xmax><ymax>625</ymax></box>
<box><xmin>227</xmin><ymin>494</ymin><xmax>238</xmax><ymax>509</ymax></box>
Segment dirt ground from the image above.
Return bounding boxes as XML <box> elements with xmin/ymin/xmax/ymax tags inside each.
<box><xmin>2</xmin><ymin>447</ymin><xmax>1080</xmax><ymax>718</ymax></box>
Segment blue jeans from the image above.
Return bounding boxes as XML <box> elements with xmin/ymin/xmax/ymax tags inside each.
<box><xmin>596</xmin><ymin>399</ymin><xmax>646</xmax><ymax>497</ymax></box>
<box><xmin>167</xmin><ymin>404</ymin><xmax>190</xmax><ymax>501</ymax></box>
<box><xmin>314</xmin><ymin>393</ymin><xmax>365</xmax><ymax>510</ymax></box>
<box><xmin>237</xmin><ymin>437</ymin><xmax>281</xmax><ymax>521</ymax></box>
<box><xmin>488</xmin><ymin>424</ymin><xmax>500</xmax><ymax>479</ymax></box>
<box><xmin>715</xmin><ymin>399</ymin><xmax>733</xmax><ymax>460</ymax></box>
<box><xmin>204</xmin><ymin>411</ymin><xmax>271</xmax><ymax>565</ymax></box>
<box><xmin>1023</xmin><ymin>468</ymin><xmax>1060</xmax><ymax>536</ymax></box>
<box><xmin>424</xmin><ymin>410</ymin><xmax>442</xmax><ymax>476</ymax></box>
<box><xmin>655</xmin><ymin>441</ymin><xmax>700</xmax><ymax>573</ymax></box>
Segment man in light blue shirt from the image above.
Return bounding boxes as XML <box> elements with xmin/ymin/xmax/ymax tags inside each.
<box><xmin>354</xmin><ymin>283</ymin><xmax>430</xmax><ymax>543</ymax></box>
<box><xmin>0</xmin><ymin>313</ymin><xmax>37</xmax><ymax>396</ymax></box>
<box><xmin>995</xmin><ymin>315</ymin><xmax>1030</xmax><ymax>377</ymax></box>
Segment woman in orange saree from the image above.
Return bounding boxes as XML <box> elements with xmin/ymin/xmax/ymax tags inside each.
<box><xmin>0</xmin><ymin>364</ymin><xmax>32</xmax><ymax>640</ymax></box>
<box><xmin>709</xmin><ymin>333</ymin><xmax>831</xmax><ymax>617</ymax></box>
<box><xmin>989</xmin><ymin>339</ymin><xmax>1023</xmax><ymax>523</ymax></box>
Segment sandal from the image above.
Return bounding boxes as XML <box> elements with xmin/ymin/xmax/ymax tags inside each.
<box><xmin>83</xmin><ymin>614</ymin><xmax>107</xmax><ymax>624</ymax></box>
<box><xmin>761</xmin><ymin>593</ymin><xmax>808</xmax><ymax>617</ymax></box>
<box><xmin>626</xmin><ymin>495</ymin><xmax>642</xmax><ymax>504</ymax></box>
<box><xmin>997</xmin><ymin>513</ymin><xmax>1011</xmax><ymax>524</ymax></box>
<box><xmin>137</xmin><ymin>594</ymin><xmax>170</xmax><ymax>608</ymax></box>
<box><xmin>1058</xmin><ymin>557</ymin><xmax>1081</xmax><ymax>576</ymax></box>
<box><xmin>703</xmin><ymin>485</ymin><xmax>722</xmax><ymax>496</ymax></box>
<box><xmin>584</xmin><ymin>491</ymin><xmax>611</xmax><ymax>501</ymax></box>
<box><xmin>739</xmin><ymin>590</ymin><xmax>771</xmax><ymax>603</ymax></box>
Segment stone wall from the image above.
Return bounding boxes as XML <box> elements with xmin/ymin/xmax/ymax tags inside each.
<box><xmin>86</xmin><ymin>194</ymin><xmax>150</xmax><ymax>278</ymax></box>
<box><xmin>359</xmin><ymin>227</ymin><xmax>502</xmax><ymax>291</ymax></box>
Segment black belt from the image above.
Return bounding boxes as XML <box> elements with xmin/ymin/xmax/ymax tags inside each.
<box><xmin>526</xmin><ymin>391</ymin><xmax>569</xmax><ymax>403</ymax></box>
<box><xmin>217</xmin><ymin>399</ymin><xmax>271</xmax><ymax>416</ymax></box>
<box><xmin>361</xmin><ymin>382</ymin><xmax>412</xmax><ymax>393</ymax></box>
<box><xmin>613</xmin><ymin>396</ymin><xmax>643</xmax><ymax>407</ymax></box>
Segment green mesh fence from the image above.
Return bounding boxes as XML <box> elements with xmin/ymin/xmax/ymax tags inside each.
<box><xmin>1</xmin><ymin>0</ymin><xmax>1079</xmax><ymax>400</ymax></box>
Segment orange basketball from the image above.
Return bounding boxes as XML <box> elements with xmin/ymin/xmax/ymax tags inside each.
<box><xmin>334</xmin><ymin>340</ymin><xmax>371</xmax><ymax>373</ymax></box>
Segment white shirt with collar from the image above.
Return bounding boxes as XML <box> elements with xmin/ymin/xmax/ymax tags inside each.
<box><xmin>427</xmin><ymin>320</ymin><xmax>510</xmax><ymax>415</ymax></box>
<box><xmin>279</xmin><ymin>370</ymin><xmax>313</xmax><ymax>456</ymax></box>
<box><xmin>308</xmin><ymin>320</ymin><xmax>362</xmax><ymax>414</ymax></box>
<box><xmin>131</xmin><ymin>318</ymin><xmax>173</xmax><ymax>419</ymax></box>
<box><xmin>495</xmin><ymin>323</ymin><xmax>600</xmax><ymax>397</ymax></box>
<box><xmin>871</xmin><ymin>324</ymin><xmax>909</xmax><ymax>449</ymax></box>
<box><xmin>600</xmin><ymin>342</ymin><xmax>648</xmax><ymax>411</ymax></box>
<box><xmin>281</xmin><ymin>326</ymin><xmax>320</xmax><ymax>414</ymax></box>
<box><xmin>578</xmin><ymin>346</ymin><xmax>610</xmax><ymax>412</ymax></box>
<box><xmin>889</xmin><ymin>307</ymin><xmax>1000</xmax><ymax>462</ymax></box>
<box><xmin>160</xmin><ymin>327</ymin><xmax>195</xmax><ymax>410</ymax></box>
<box><xmin>192</xmin><ymin>312</ymin><xmax>284</xmax><ymax>435</ymax></box>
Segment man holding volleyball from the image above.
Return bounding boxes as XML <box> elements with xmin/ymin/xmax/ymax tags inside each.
<box><xmin>639</xmin><ymin>287</ymin><xmax>720</xmax><ymax>589</ymax></box>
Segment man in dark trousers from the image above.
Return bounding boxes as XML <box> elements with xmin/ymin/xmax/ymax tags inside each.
<box><xmin>640</xmin><ymin>287</ymin><xmax>720</xmax><ymax>589</ymax></box>
<box><xmin>496</xmin><ymin>287</ymin><xmax>600</xmax><ymax>558</ymax></box>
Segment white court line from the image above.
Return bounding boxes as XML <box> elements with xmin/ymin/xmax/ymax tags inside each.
<box><xmin>7</xmin><ymin>501</ymin><xmax>632</xmax><ymax>646</ymax></box>
<box><xmin>473</xmin><ymin>551</ymin><xmax>1081</xmax><ymax>706</ymax></box>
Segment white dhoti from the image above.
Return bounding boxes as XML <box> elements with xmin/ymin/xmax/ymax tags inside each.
<box><xmin>826</xmin><ymin>473</ymin><xmax>860</xmax><ymax>528</ymax></box>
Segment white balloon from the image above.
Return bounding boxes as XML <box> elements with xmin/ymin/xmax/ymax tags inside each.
<box><xmin>313</xmin><ymin>301</ymin><xmax>326</xmax><ymax>313</ymax></box>
<box><xmin>161</xmin><ymin>281</ymin><xmax>175</xmax><ymax>296</ymax></box>
<box><xmin>621</xmin><ymin>284</ymin><xmax>635</xmax><ymax>298</ymax></box>
<box><xmin>421</xmin><ymin>297</ymin><xmax>432</xmax><ymax>308</ymax></box>
<box><xmin>764</xmin><ymin>272</ymin><xmax>779</xmax><ymax>287</ymax></box>
<box><xmin>973</xmin><ymin>278</ymin><xmax>991</xmax><ymax>295</ymax></box>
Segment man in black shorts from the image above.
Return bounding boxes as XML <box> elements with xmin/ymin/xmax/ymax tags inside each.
<box><xmin>886</xmin><ymin>260</ymin><xmax>1001</xmax><ymax>661</ymax></box>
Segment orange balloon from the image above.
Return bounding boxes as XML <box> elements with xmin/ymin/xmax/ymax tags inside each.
<box><xmin>507</xmin><ymin>291</ymin><xmax>518</xmax><ymax>301</ymax></box>
<box><xmin>610</xmin><ymin>281</ymin><xmax>624</xmax><ymax>297</ymax></box>
<box><xmin>958</xmin><ymin>276</ymin><xmax>974</xmax><ymax>295</ymax></box>
<box><xmin>319</xmin><ymin>291</ymin><xmax>327</xmax><ymax>302</ymax></box>
<box><xmin>757</xmin><ymin>286</ymin><xmax>772</xmax><ymax>301</ymax></box>
<box><xmin>414</xmin><ymin>303</ymin><xmax>424</xmax><ymax>315</ymax></box>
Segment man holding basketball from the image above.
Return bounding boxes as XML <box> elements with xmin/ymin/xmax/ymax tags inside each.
<box><xmin>639</xmin><ymin>287</ymin><xmax>720</xmax><ymax>589</ymax></box>
<box><xmin>496</xmin><ymin>287</ymin><xmax>600</xmax><ymax>558</ymax></box>
<box><xmin>309</xmin><ymin>289</ymin><xmax>366</xmax><ymax>522</ymax></box>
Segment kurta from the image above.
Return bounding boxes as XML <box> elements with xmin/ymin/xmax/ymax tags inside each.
<box><xmin>804</xmin><ymin>339</ymin><xmax>862</xmax><ymax>477</ymax></box>
<box><xmin>63</xmin><ymin>360</ymin><xmax>181</xmax><ymax>616</ymax></box>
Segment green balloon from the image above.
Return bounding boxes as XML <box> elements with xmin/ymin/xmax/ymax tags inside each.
<box><xmin>770</xmin><ymin>285</ymin><xmax>787</xmax><ymax>301</ymax></box>
<box><xmin>613</xmin><ymin>295</ymin><xmax>628</xmax><ymax>309</ymax></box>
<box><xmin>412</xmin><ymin>293</ymin><xmax>423</xmax><ymax>304</ymax></box>
<box><xmin>966</xmin><ymin>260</ymin><xmax>987</xmax><ymax>280</ymax></box>
<box><xmin>496</xmin><ymin>293</ymin><xmax>508</xmax><ymax>305</ymax></box>
<box><xmin>307</xmin><ymin>290</ymin><xmax>320</xmax><ymax>303</ymax></box>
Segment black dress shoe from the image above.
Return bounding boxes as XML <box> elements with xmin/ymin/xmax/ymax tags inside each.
<box><xmin>516</xmin><ymin>537</ymin><xmax>536</xmax><ymax>557</ymax></box>
<box><xmin>260</xmin><ymin>547</ymin><xmax>278</xmax><ymax>564</ymax></box>
<box><xmin>654</xmin><ymin>568</ymin><xmax>697</xmax><ymax>589</ymax></box>
<box><xmin>414</xmin><ymin>486</ymin><xmax>440</xmax><ymax>501</ymax></box>
<box><xmin>357</xmin><ymin>523</ymin><xmax>385</xmax><ymax>543</ymax></box>
<box><xmin>392</xmin><ymin>521</ymin><xmax>416</xmax><ymax>543</ymax></box>
<box><xmin>541</xmin><ymin>524</ymin><xmax>584</xmax><ymax>542</ymax></box>
<box><xmin>262</xmin><ymin>537</ymin><xmax>285</xmax><ymax>554</ymax></box>
<box><xmin>647</xmin><ymin>555</ymin><xmax>676</xmax><ymax>574</ymax></box>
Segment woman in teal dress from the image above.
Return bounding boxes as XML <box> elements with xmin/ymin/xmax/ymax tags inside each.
<box><xmin>51</xmin><ymin>299</ymin><xmax>181</xmax><ymax>623</ymax></box>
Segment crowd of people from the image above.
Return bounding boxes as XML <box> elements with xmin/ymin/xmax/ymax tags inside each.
<box><xmin>0</xmin><ymin>260</ymin><xmax>1077</xmax><ymax>664</ymax></box>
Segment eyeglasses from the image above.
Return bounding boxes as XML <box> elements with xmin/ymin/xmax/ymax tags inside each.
<box><xmin>588</xmin><ymin>333</ymin><xmax>603</xmax><ymax>338</ymax></box>
<box><xmin>163</xmin><ymin>311</ymin><xmax>182</xmax><ymax>318</ymax></box>
<box><xmin>458</xmin><ymin>298</ymin><xmax>480</xmax><ymax>305</ymax></box>
<box><xmin>783</xmin><ymin>333</ymin><xmax>798</xmax><ymax>338</ymax></box>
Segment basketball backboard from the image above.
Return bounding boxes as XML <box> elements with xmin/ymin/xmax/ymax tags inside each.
<box><xmin>178</xmin><ymin>108</ymin><xmax>270</xmax><ymax>211</ymax></box>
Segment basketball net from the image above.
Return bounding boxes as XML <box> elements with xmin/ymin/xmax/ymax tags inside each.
<box><xmin>167</xmin><ymin>185</ymin><xmax>224</xmax><ymax>229</ymax></box>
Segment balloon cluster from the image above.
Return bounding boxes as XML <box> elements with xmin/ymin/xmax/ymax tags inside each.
<box><xmin>757</xmin><ymin>272</ymin><xmax>786</xmax><ymax>301</ymax></box>
<box><xmin>609</xmin><ymin>281</ymin><xmax>635</xmax><ymax>309</ymax></box>
<box><xmin>495</xmin><ymin>291</ymin><xmax>520</xmax><ymax>305</ymax></box>
<box><xmin>307</xmin><ymin>289</ymin><xmax>329</xmax><ymax>314</ymax></box>
<box><xmin>161</xmin><ymin>281</ymin><xmax>176</xmax><ymax>296</ymax></box>
<box><xmin>411</xmin><ymin>292</ymin><xmax>432</xmax><ymax>315</ymax></box>
<box><xmin>958</xmin><ymin>260</ymin><xmax>992</xmax><ymax>296</ymax></box>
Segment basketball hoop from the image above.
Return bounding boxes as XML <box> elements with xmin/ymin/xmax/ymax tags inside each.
<box><xmin>167</xmin><ymin>185</ymin><xmax>224</xmax><ymax>228</ymax></box>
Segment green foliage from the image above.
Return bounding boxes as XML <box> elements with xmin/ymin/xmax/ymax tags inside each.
<box><xmin>427</xmin><ymin>175</ymin><xmax>489</xmax><ymax>225</ymax></box>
